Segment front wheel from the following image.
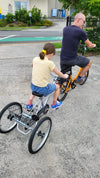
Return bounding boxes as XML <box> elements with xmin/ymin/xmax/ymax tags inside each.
<box><xmin>80</xmin><ymin>70</ymin><xmax>89</xmax><ymax>85</ymax></box>
<box><xmin>57</xmin><ymin>80</ymin><xmax>69</xmax><ymax>101</ymax></box>
<box><xmin>0</xmin><ymin>102</ymin><xmax>22</xmax><ymax>133</ymax></box>
<box><xmin>28</xmin><ymin>117</ymin><xmax>52</xmax><ymax>154</ymax></box>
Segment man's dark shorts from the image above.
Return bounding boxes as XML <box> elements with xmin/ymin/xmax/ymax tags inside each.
<box><xmin>61</xmin><ymin>55</ymin><xmax>90</xmax><ymax>73</ymax></box>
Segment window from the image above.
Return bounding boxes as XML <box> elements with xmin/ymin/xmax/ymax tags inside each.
<box><xmin>15</xmin><ymin>1</ymin><xmax>27</xmax><ymax>11</ymax></box>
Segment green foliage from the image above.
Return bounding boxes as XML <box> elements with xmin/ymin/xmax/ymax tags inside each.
<box><xmin>88</xmin><ymin>0</ymin><xmax>100</xmax><ymax>17</ymax></box>
<box><xmin>53</xmin><ymin>43</ymin><xmax>62</xmax><ymax>48</ymax></box>
<box><xmin>0</xmin><ymin>19</ymin><xmax>7</xmax><ymax>27</ymax></box>
<box><xmin>58</xmin><ymin>0</ymin><xmax>100</xmax><ymax>18</ymax></box>
<box><xmin>18</xmin><ymin>22</ymin><xmax>27</xmax><ymax>27</ymax></box>
<box><xmin>35</xmin><ymin>22</ymin><xmax>42</xmax><ymax>26</ymax></box>
<box><xmin>31</xmin><ymin>7</ymin><xmax>41</xmax><ymax>25</ymax></box>
<box><xmin>2</xmin><ymin>7</ymin><xmax>52</xmax><ymax>27</ymax></box>
<box><xmin>85</xmin><ymin>27</ymin><xmax>100</xmax><ymax>52</ymax></box>
<box><xmin>6</xmin><ymin>13</ymin><xmax>14</xmax><ymax>23</ymax></box>
<box><xmin>43</xmin><ymin>20</ymin><xmax>53</xmax><ymax>26</ymax></box>
<box><xmin>86</xmin><ymin>17</ymin><xmax>98</xmax><ymax>27</ymax></box>
<box><xmin>9</xmin><ymin>23</ymin><xmax>14</xmax><ymax>27</ymax></box>
<box><xmin>27</xmin><ymin>20</ymin><xmax>31</xmax><ymax>26</ymax></box>
<box><xmin>15</xmin><ymin>9</ymin><xmax>29</xmax><ymax>23</ymax></box>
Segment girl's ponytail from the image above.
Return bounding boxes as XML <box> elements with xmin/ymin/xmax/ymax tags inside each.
<box><xmin>39</xmin><ymin>50</ymin><xmax>46</xmax><ymax>60</ymax></box>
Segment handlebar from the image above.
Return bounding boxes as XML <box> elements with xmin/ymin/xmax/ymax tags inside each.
<box><xmin>79</xmin><ymin>43</ymin><xmax>87</xmax><ymax>56</ymax></box>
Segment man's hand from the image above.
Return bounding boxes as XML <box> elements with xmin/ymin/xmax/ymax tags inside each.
<box><xmin>92</xmin><ymin>44</ymin><xmax>96</xmax><ymax>48</ymax></box>
<box><xmin>85</xmin><ymin>39</ymin><xmax>96</xmax><ymax>48</ymax></box>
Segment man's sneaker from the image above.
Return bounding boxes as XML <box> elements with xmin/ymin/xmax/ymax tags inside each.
<box><xmin>26</xmin><ymin>104</ymin><xmax>33</xmax><ymax>110</ymax></box>
<box><xmin>51</xmin><ymin>101</ymin><xmax>62</xmax><ymax>109</ymax></box>
<box><xmin>74</xmin><ymin>76</ymin><xmax>83</xmax><ymax>84</ymax></box>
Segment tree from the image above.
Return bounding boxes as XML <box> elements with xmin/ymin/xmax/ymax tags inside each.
<box><xmin>58</xmin><ymin>0</ymin><xmax>100</xmax><ymax>17</ymax></box>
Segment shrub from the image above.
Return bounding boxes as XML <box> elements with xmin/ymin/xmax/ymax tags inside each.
<box><xmin>86</xmin><ymin>17</ymin><xmax>98</xmax><ymax>27</ymax></box>
<box><xmin>6</xmin><ymin>13</ymin><xmax>14</xmax><ymax>23</ymax></box>
<box><xmin>85</xmin><ymin>27</ymin><xmax>100</xmax><ymax>52</ymax></box>
<box><xmin>43</xmin><ymin>20</ymin><xmax>53</xmax><ymax>26</ymax></box>
<box><xmin>0</xmin><ymin>19</ymin><xmax>7</xmax><ymax>27</ymax></box>
<box><xmin>31</xmin><ymin>7</ymin><xmax>42</xmax><ymax>25</ymax></box>
<box><xmin>27</xmin><ymin>20</ymin><xmax>31</xmax><ymax>26</ymax></box>
<box><xmin>35</xmin><ymin>22</ymin><xmax>42</xmax><ymax>26</ymax></box>
<box><xmin>78</xmin><ymin>27</ymin><xmax>100</xmax><ymax>54</ymax></box>
<box><xmin>9</xmin><ymin>23</ymin><xmax>14</xmax><ymax>27</ymax></box>
<box><xmin>15</xmin><ymin>9</ymin><xmax>29</xmax><ymax>23</ymax></box>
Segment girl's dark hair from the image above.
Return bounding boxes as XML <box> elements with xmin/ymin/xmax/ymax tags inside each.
<box><xmin>39</xmin><ymin>43</ymin><xmax>55</xmax><ymax>60</ymax></box>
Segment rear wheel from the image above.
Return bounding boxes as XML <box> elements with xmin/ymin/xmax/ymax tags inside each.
<box><xmin>80</xmin><ymin>70</ymin><xmax>89</xmax><ymax>85</ymax></box>
<box><xmin>28</xmin><ymin>117</ymin><xmax>52</xmax><ymax>154</ymax></box>
<box><xmin>0</xmin><ymin>102</ymin><xmax>22</xmax><ymax>133</ymax></box>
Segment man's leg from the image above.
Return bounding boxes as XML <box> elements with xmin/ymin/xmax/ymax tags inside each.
<box><xmin>79</xmin><ymin>60</ymin><xmax>92</xmax><ymax>77</ymax></box>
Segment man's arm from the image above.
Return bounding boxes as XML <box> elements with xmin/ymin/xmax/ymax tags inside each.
<box><xmin>85</xmin><ymin>39</ymin><xmax>96</xmax><ymax>48</ymax></box>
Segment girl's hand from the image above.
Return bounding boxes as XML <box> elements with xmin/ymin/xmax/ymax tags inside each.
<box><xmin>63</xmin><ymin>73</ymin><xmax>68</xmax><ymax>79</ymax></box>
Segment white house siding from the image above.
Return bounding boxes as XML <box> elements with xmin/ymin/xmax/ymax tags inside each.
<box><xmin>48</xmin><ymin>0</ymin><xmax>62</xmax><ymax>17</ymax></box>
<box><xmin>30</xmin><ymin>0</ymin><xmax>48</xmax><ymax>17</ymax></box>
<box><xmin>0</xmin><ymin>0</ymin><xmax>63</xmax><ymax>17</ymax></box>
<box><xmin>0</xmin><ymin>0</ymin><xmax>27</xmax><ymax>15</ymax></box>
<box><xmin>0</xmin><ymin>0</ymin><xmax>14</xmax><ymax>15</ymax></box>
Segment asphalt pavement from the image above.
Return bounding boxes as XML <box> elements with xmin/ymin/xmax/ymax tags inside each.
<box><xmin>0</xmin><ymin>22</ymin><xmax>100</xmax><ymax>178</ymax></box>
<box><xmin>0</xmin><ymin>19</ymin><xmax>66</xmax><ymax>43</ymax></box>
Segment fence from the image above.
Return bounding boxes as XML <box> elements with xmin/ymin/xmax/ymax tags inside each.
<box><xmin>66</xmin><ymin>16</ymin><xmax>100</xmax><ymax>27</ymax></box>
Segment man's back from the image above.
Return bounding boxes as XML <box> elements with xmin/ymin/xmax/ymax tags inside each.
<box><xmin>60</xmin><ymin>25</ymin><xmax>87</xmax><ymax>61</ymax></box>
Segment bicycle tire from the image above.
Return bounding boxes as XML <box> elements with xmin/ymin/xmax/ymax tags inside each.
<box><xmin>57</xmin><ymin>80</ymin><xmax>69</xmax><ymax>101</ymax></box>
<box><xmin>28</xmin><ymin>116</ymin><xmax>52</xmax><ymax>154</ymax></box>
<box><xmin>0</xmin><ymin>102</ymin><xmax>22</xmax><ymax>133</ymax></box>
<box><xmin>80</xmin><ymin>70</ymin><xmax>89</xmax><ymax>85</ymax></box>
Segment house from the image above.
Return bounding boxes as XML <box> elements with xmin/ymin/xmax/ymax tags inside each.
<box><xmin>0</xmin><ymin>0</ymin><xmax>64</xmax><ymax>17</ymax></box>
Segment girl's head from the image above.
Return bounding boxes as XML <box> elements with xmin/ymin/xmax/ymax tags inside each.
<box><xmin>39</xmin><ymin>43</ymin><xmax>56</xmax><ymax>60</ymax></box>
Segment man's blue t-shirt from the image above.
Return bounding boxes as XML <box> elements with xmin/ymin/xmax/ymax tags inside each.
<box><xmin>60</xmin><ymin>25</ymin><xmax>87</xmax><ymax>63</ymax></box>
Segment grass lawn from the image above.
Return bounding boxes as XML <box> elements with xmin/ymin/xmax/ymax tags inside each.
<box><xmin>0</xmin><ymin>26</ymin><xmax>41</xmax><ymax>31</ymax></box>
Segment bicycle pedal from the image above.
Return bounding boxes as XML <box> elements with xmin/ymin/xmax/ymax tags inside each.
<box><xmin>71</xmin><ymin>82</ymin><xmax>76</xmax><ymax>89</ymax></box>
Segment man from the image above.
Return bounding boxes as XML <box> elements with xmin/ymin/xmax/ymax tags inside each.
<box><xmin>60</xmin><ymin>13</ymin><xmax>96</xmax><ymax>83</ymax></box>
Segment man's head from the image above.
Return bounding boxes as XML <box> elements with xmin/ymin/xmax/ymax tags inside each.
<box><xmin>74</xmin><ymin>13</ymin><xmax>85</xmax><ymax>29</ymax></box>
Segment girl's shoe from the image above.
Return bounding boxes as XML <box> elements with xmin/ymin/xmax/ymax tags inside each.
<box><xmin>51</xmin><ymin>101</ymin><xmax>62</xmax><ymax>109</ymax></box>
<box><xmin>26</xmin><ymin>104</ymin><xmax>33</xmax><ymax>110</ymax></box>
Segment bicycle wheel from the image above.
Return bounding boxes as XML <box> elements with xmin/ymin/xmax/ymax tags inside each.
<box><xmin>28</xmin><ymin>116</ymin><xmax>52</xmax><ymax>154</ymax></box>
<box><xmin>0</xmin><ymin>102</ymin><xmax>22</xmax><ymax>133</ymax></box>
<box><xmin>57</xmin><ymin>80</ymin><xmax>69</xmax><ymax>101</ymax></box>
<box><xmin>80</xmin><ymin>70</ymin><xmax>89</xmax><ymax>85</ymax></box>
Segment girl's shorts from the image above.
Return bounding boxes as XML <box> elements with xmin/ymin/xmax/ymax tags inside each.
<box><xmin>31</xmin><ymin>83</ymin><xmax>56</xmax><ymax>97</ymax></box>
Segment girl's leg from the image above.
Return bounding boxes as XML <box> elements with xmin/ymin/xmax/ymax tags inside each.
<box><xmin>27</xmin><ymin>94</ymin><xmax>35</xmax><ymax>105</ymax></box>
<box><xmin>52</xmin><ymin>84</ymin><xmax>60</xmax><ymax>105</ymax></box>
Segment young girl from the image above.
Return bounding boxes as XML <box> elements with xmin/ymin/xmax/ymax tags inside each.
<box><xmin>26</xmin><ymin>43</ymin><xmax>68</xmax><ymax>110</ymax></box>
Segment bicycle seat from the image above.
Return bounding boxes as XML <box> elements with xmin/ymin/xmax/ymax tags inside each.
<box><xmin>66</xmin><ymin>66</ymin><xmax>72</xmax><ymax>72</ymax></box>
<box><xmin>61</xmin><ymin>65</ymin><xmax>72</xmax><ymax>73</ymax></box>
<box><xmin>32</xmin><ymin>91</ymin><xmax>43</xmax><ymax>97</ymax></box>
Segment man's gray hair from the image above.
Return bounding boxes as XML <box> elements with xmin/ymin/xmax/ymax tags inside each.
<box><xmin>74</xmin><ymin>13</ymin><xmax>85</xmax><ymax>21</ymax></box>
